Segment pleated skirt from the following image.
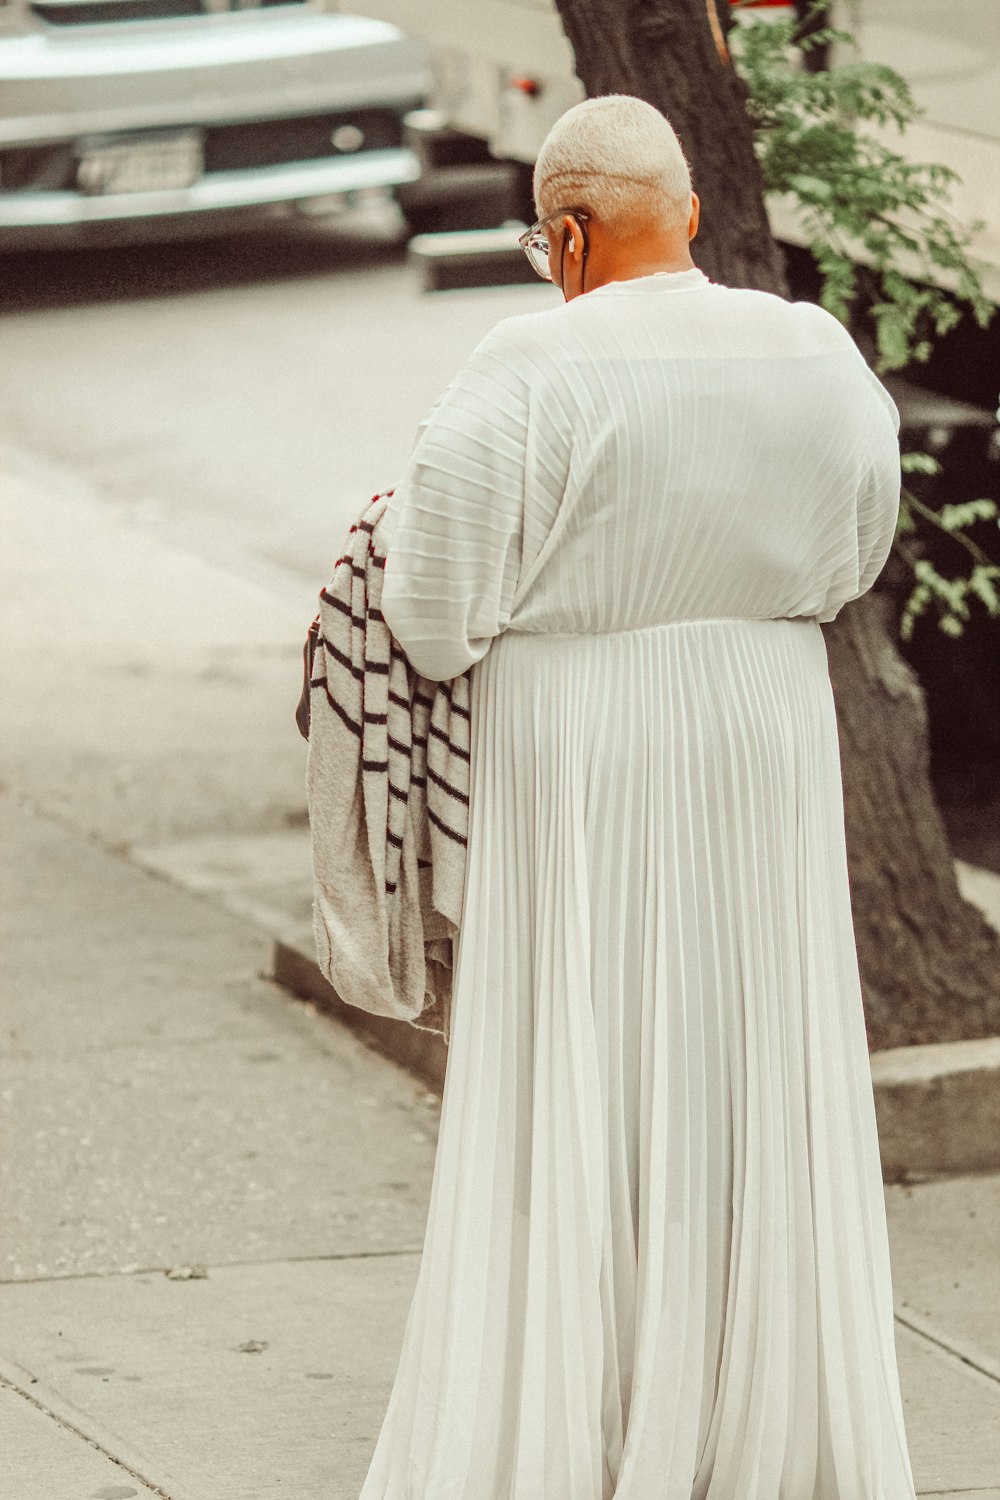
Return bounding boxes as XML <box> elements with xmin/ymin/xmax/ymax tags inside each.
<box><xmin>356</xmin><ymin>616</ymin><xmax>918</xmax><ymax>1500</ymax></box>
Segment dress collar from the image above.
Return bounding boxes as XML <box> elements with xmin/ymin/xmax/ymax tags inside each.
<box><xmin>586</xmin><ymin>266</ymin><xmax>711</xmax><ymax>295</ymax></box>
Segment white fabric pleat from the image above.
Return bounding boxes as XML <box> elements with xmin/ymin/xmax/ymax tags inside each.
<box><xmin>359</xmin><ymin>269</ymin><xmax>915</xmax><ymax>1499</ymax></box>
<box><xmin>357</xmin><ymin>621</ymin><xmax>916</xmax><ymax>1500</ymax></box>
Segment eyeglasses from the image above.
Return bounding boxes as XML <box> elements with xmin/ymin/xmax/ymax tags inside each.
<box><xmin>518</xmin><ymin>206</ymin><xmax>592</xmax><ymax>282</ymax></box>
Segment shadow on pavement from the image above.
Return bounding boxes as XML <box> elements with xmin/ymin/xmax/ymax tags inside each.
<box><xmin>0</xmin><ymin>206</ymin><xmax>410</xmax><ymax>314</ymax></box>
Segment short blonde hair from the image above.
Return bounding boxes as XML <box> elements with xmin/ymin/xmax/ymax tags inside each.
<box><xmin>533</xmin><ymin>94</ymin><xmax>692</xmax><ymax>238</ymax></box>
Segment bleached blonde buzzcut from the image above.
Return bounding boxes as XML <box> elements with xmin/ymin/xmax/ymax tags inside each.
<box><xmin>533</xmin><ymin>94</ymin><xmax>693</xmax><ymax>239</ymax></box>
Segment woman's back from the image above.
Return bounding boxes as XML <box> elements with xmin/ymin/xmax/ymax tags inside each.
<box><xmin>381</xmin><ymin>269</ymin><xmax>900</xmax><ymax>682</ymax></box>
<box><xmin>492</xmin><ymin>268</ymin><xmax>901</xmax><ymax>635</ymax></box>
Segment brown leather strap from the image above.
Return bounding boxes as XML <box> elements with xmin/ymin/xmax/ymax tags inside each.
<box><xmin>296</xmin><ymin>614</ymin><xmax>321</xmax><ymax>742</ymax></box>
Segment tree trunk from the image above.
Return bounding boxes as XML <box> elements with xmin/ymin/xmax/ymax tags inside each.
<box><xmin>827</xmin><ymin>592</ymin><xmax>1000</xmax><ymax>1046</ymax></box>
<box><xmin>551</xmin><ymin>0</ymin><xmax>1000</xmax><ymax>1047</ymax></box>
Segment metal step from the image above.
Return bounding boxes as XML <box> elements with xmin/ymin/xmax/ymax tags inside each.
<box><xmin>402</xmin><ymin>108</ymin><xmax>498</xmax><ymax>172</ymax></box>
<box><xmin>394</xmin><ymin>158</ymin><xmax>524</xmax><ymax>236</ymax></box>
<box><xmin>407</xmin><ymin>221</ymin><xmax>542</xmax><ymax>291</ymax></box>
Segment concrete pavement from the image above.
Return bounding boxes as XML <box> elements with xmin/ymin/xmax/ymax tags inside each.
<box><xmin>0</xmin><ymin>791</ymin><xmax>440</xmax><ymax>1500</ymax></box>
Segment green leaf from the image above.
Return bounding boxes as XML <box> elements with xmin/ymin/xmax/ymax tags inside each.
<box><xmin>788</xmin><ymin>174</ymin><xmax>834</xmax><ymax>201</ymax></box>
<box><xmin>732</xmin><ymin>7</ymin><xmax>991</xmax><ymax>372</ymax></box>
<box><xmin>968</xmin><ymin>567</ymin><xmax>1000</xmax><ymax>614</ymax></box>
<box><xmin>900</xmin><ymin>452</ymin><xmax>941</xmax><ymax>475</ymax></box>
<box><xmin>939</xmin><ymin>499</ymin><xmax>999</xmax><ymax>530</ymax></box>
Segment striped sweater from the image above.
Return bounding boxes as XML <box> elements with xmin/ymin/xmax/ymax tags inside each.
<box><xmin>305</xmin><ymin>489</ymin><xmax>471</xmax><ymax>1046</ymax></box>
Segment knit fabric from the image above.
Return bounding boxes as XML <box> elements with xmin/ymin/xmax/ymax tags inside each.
<box><xmin>305</xmin><ymin>489</ymin><xmax>471</xmax><ymax>1046</ymax></box>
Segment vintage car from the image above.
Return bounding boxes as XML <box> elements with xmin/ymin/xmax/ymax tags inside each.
<box><xmin>0</xmin><ymin>0</ymin><xmax>431</xmax><ymax>246</ymax></box>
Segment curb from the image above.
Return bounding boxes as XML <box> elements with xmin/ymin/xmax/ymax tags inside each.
<box><xmin>871</xmin><ymin>1037</ymin><xmax>1000</xmax><ymax>1181</ymax></box>
<box><xmin>273</xmin><ymin>937</ymin><xmax>448</xmax><ymax>1094</ymax></box>
<box><xmin>272</xmin><ymin>934</ymin><xmax>1000</xmax><ymax>1183</ymax></box>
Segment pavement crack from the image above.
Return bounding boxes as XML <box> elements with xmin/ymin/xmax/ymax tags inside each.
<box><xmin>0</xmin><ymin>1372</ymin><xmax>176</xmax><ymax>1498</ymax></box>
<box><xmin>894</xmin><ymin>1308</ymin><xmax>1000</xmax><ymax>1386</ymax></box>
<box><xmin>0</xmin><ymin>1245</ymin><xmax>423</xmax><ymax>1286</ymax></box>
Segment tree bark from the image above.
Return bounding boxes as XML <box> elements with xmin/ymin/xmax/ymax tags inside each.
<box><xmin>827</xmin><ymin>592</ymin><xmax>1000</xmax><ymax>1047</ymax></box>
<box><xmin>551</xmin><ymin>0</ymin><xmax>1000</xmax><ymax>1047</ymax></box>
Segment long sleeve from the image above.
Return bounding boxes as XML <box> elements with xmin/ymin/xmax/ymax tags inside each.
<box><xmin>815</xmin><ymin>357</ymin><xmax>902</xmax><ymax>625</ymax></box>
<box><xmin>379</xmin><ymin>324</ymin><xmax>531</xmax><ymax>682</ymax></box>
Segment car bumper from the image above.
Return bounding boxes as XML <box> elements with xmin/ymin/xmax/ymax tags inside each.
<box><xmin>0</xmin><ymin>12</ymin><xmax>429</xmax><ymax>146</ymax></box>
<box><xmin>0</xmin><ymin>144</ymin><xmax>421</xmax><ymax>245</ymax></box>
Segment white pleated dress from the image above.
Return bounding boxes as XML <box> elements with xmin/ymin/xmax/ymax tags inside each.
<box><xmin>365</xmin><ymin>266</ymin><xmax>917</xmax><ymax>1499</ymax></box>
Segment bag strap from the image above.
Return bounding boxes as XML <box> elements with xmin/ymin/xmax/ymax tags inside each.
<box><xmin>295</xmin><ymin>614</ymin><xmax>322</xmax><ymax>742</ymax></box>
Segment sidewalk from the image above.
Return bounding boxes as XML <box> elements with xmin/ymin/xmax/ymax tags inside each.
<box><xmin>0</xmin><ymin>790</ymin><xmax>442</xmax><ymax>1499</ymax></box>
<box><xmin>2</xmin><ymin>793</ymin><xmax>999</xmax><ymax>1497</ymax></box>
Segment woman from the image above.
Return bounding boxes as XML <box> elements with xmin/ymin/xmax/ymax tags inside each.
<box><xmin>364</xmin><ymin>94</ymin><xmax>917</xmax><ymax>1499</ymax></box>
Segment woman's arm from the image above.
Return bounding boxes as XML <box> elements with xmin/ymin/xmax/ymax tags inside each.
<box><xmin>379</xmin><ymin>324</ymin><xmax>531</xmax><ymax>682</ymax></box>
<box><xmin>815</xmin><ymin>358</ymin><xmax>902</xmax><ymax>625</ymax></box>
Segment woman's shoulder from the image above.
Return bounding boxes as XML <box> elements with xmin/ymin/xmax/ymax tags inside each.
<box><xmin>690</xmin><ymin>284</ymin><xmax>876</xmax><ymax>377</ymax></box>
<box><xmin>458</xmin><ymin>306</ymin><xmax>565</xmax><ymax>389</ymax></box>
<box><xmin>781</xmin><ymin>295</ymin><xmax>859</xmax><ymax>349</ymax></box>
<box><xmin>707</xmin><ymin>286</ymin><xmax>899</xmax><ymax>428</ymax></box>
<box><xmin>473</xmin><ymin>302</ymin><xmax>566</xmax><ymax>352</ymax></box>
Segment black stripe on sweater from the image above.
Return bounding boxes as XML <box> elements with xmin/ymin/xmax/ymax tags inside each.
<box><xmin>313</xmin><ymin>681</ymin><xmax>440</xmax><ymax>758</ymax></box>
<box><xmin>424</xmin><ymin>679</ymin><xmax>471</xmax><ymax>721</ymax></box>
<box><xmin>321</xmin><ymin>636</ymin><xmax>391</xmax><ymax>681</ymax></box>
<box><xmin>413</xmin><ymin>683</ymin><xmax>469</xmax><ymax>719</ymax></box>
<box><xmin>329</xmin><ymin>554</ymin><xmax>385</xmax><ymax>582</ymax></box>
<box><xmin>428</xmin><ymin>721</ymin><xmax>470</xmax><ymax>762</ymax></box>
<box><xmin>365</xmin><ymin>705</ymin><xmax>421</xmax><ymax>729</ymax></box>
<box><xmin>320</xmin><ymin>591</ymin><xmax>394</xmax><ymax>635</ymax></box>
<box><xmin>426</xmin><ymin>763</ymin><xmax>470</xmax><ymax>806</ymax></box>
<box><xmin>384</xmin><ymin>865</ymin><xmax>431</xmax><ymax>894</ymax></box>
<box><xmin>362</xmin><ymin>764</ymin><xmax>419</xmax><ymax>810</ymax></box>
<box><xmin>313</xmin><ymin>699</ymin><xmax>470</xmax><ymax>774</ymax></box>
<box><xmin>427</xmin><ymin>806</ymin><xmax>468</xmax><ymax>847</ymax></box>
<box><xmin>317</xmin><ymin>686</ymin><xmax>362</xmax><ymax>740</ymax></box>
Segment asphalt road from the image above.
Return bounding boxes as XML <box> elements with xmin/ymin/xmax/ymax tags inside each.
<box><xmin>0</xmin><ymin>201</ymin><xmax>552</xmax><ymax>595</ymax></box>
<box><xmin>0</xmin><ymin>202</ymin><xmax>548</xmax><ymax>851</ymax></box>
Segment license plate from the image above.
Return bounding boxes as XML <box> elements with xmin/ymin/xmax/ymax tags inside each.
<box><xmin>75</xmin><ymin>131</ymin><xmax>204</xmax><ymax>196</ymax></box>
